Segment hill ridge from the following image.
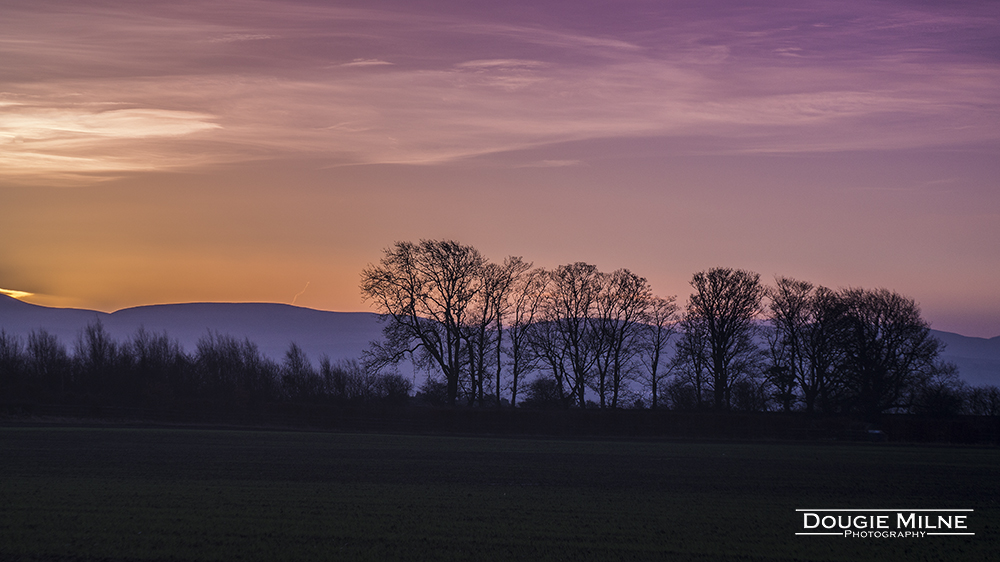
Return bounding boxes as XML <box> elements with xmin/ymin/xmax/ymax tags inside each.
<box><xmin>1</xmin><ymin>296</ymin><xmax>996</xmax><ymax>385</ymax></box>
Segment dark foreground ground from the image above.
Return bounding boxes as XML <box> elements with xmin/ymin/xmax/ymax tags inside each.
<box><xmin>0</xmin><ymin>425</ymin><xmax>996</xmax><ymax>561</ymax></box>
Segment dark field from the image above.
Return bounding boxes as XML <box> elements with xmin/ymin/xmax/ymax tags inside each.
<box><xmin>0</xmin><ymin>426</ymin><xmax>996</xmax><ymax>561</ymax></box>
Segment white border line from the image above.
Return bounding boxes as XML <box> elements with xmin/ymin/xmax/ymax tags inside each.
<box><xmin>796</xmin><ymin>509</ymin><xmax>973</xmax><ymax>512</ymax></box>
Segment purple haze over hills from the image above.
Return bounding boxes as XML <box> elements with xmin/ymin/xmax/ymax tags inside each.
<box><xmin>0</xmin><ymin>294</ymin><xmax>997</xmax><ymax>386</ymax></box>
<box><xmin>0</xmin><ymin>295</ymin><xmax>384</xmax><ymax>370</ymax></box>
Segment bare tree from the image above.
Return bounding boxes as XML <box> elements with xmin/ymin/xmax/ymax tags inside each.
<box><xmin>967</xmin><ymin>385</ymin><xmax>1000</xmax><ymax>416</ymax></box>
<box><xmin>282</xmin><ymin>342</ymin><xmax>320</xmax><ymax>401</ymax></box>
<box><xmin>0</xmin><ymin>330</ymin><xmax>25</xmax><ymax>398</ymax></box>
<box><xmin>833</xmin><ymin>287</ymin><xmax>942</xmax><ymax>419</ymax></box>
<box><xmin>592</xmin><ymin>269</ymin><xmax>651</xmax><ymax>408</ymax></box>
<box><xmin>682</xmin><ymin>268</ymin><xmax>765</xmax><ymax>410</ymax></box>
<box><xmin>636</xmin><ymin>296</ymin><xmax>679</xmax><ymax>409</ymax></box>
<box><xmin>766</xmin><ymin>278</ymin><xmax>855</xmax><ymax>413</ymax></box>
<box><xmin>463</xmin><ymin>257</ymin><xmax>532</xmax><ymax>406</ymax></box>
<box><xmin>28</xmin><ymin>329</ymin><xmax>70</xmax><ymax>399</ymax></box>
<box><xmin>503</xmin><ymin>266</ymin><xmax>547</xmax><ymax>406</ymax></box>
<box><xmin>909</xmin><ymin>361</ymin><xmax>966</xmax><ymax>417</ymax></box>
<box><xmin>527</xmin><ymin>304</ymin><xmax>573</xmax><ymax>407</ymax></box>
<box><xmin>671</xmin><ymin>313</ymin><xmax>710</xmax><ymax>409</ymax></box>
<box><xmin>195</xmin><ymin>331</ymin><xmax>278</xmax><ymax>408</ymax></box>
<box><xmin>463</xmin><ymin>261</ymin><xmax>501</xmax><ymax>405</ymax></box>
<box><xmin>800</xmin><ymin>287</ymin><xmax>846</xmax><ymax>413</ymax></box>
<box><xmin>127</xmin><ymin>327</ymin><xmax>189</xmax><ymax>406</ymax></box>
<box><xmin>485</xmin><ymin>257</ymin><xmax>534</xmax><ymax>406</ymax></box>
<box><xmin>75</xmin><ymin>320</ymin><xmax>119</xmax><ymax>396</ymax></box>
<box><xmin>539</xmin><ymin>263</ymin><xmax>603</xmax><ymax>407</ymax></box>
<box><xmin>524</xmin><ymin>263</ymin><xmax>602</xmax><ymax>408</ymax></box>
<box><xmin>766</xmin><ymin>277</ymin><xmax>814</xmax><ymax>412</ymax></box>
<box><xmin>360</xmin><ymin>240</ymin><xmax>486</xmax><ymax>406</ymax></box>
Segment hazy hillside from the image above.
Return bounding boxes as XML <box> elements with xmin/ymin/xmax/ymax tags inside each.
<box><xmin>0</xmin><ymin>295</ymin><xmax>384</xmax><ymax>368</ymax></box>
<box><xmin>933</xmin><ymin>331</ymin><xmax>1000</xmax><ymax>386</ymax></box>
<box><xmin>1</xmin><ymin>295</ymin><xmax>997</xmax><ymax>386</ymax></box>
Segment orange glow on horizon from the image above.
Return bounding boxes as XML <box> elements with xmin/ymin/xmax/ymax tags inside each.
<box><xmin>0</xmin><ymin>287</ymin><xmax>34</xmax><ymax>299</ymax></box>
<box><xmin>1</xmin><ymin>1</ymin><xmax>998</xmax><ymax>337</ymax></box>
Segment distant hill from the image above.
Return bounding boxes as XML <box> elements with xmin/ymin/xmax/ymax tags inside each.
<box><xmin>1</xmin><ymin>295</ymin><xmax>997</xmax><ymax>386</ymax></box>
<box><xmin>0</xmin><ymin>295</ymin><xmax>385</xmax><ymax>368</ymax></box>
<box><xmin>931</xmin><ymin>331</ymin><xmax>1000</xmax><ymax>387</ymax></box>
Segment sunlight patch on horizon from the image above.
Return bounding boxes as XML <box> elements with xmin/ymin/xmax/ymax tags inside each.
<box><xmin>0</xmin><ymin>287</ymin><xmax>34</xmax><ymax>299</ymax></box>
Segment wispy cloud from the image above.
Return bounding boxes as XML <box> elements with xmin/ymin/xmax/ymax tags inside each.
<box><xmin>0</xmin><ymin>99</ymin><xmax>221</xmax><ymax>183</ymax></box>
<box><xmin>0</xmin><ymin>0</ymin><xmax>996</xmax><ymax>183</ymax></box>
<box><xmin>514</xmin><ymin>159</ymin><xmax>583</xmax><ymax>168</ymax></box>
<box><xmin>340</xmin><ymin>59</ymin><xmax>394</xmax><ymax>67</ymax></box>
<box><xmin>207</xmin><ymin>33</ymin><xmax>275</xmax><ymax>43</ymax></box>
<box><xmin>456</xmin><ymin>60</ymin><xmax>549</xmax><ymax>69</ymax></box>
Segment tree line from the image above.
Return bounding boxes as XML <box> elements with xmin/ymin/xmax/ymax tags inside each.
<box><xmin>361</xmin><ymin>239</ymin><xmax>1000</xmax><ymax>419</ymax></box>
<box><xmin>2</xmin><ymin>238</ymin><xmax>998</xmax><ymax>423</ymax></box>
<box><xmin>0</xmin><ymin>323</ymin><xmax>411</xmax><ymax>412</ymax></box>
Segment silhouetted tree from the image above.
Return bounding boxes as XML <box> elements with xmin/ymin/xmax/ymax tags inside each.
<box><xmin>967</xmin><ymin>385</ymin><xmax>1000</xmax><ymax>416</ymax></box>
<box><xmin>282</xmin><ymin>342</ymin><xmax>321</xmax><ymax>401</ymax></box>
<box><xmin>519</xmin><ymin>376</ymin><xmax>563</xmax><ymax>409</ymax></box>
<box><xmin>126</xmin><ymin>327</ymin><xmax>190</xmax><ymax>407</ymax></box>
<box><xmin>672</xmin><ymin>313</ymin><xmax>710</xmax><ymax>409</ymax></box>
<box><xmin>765</xmin><ymin>281</ymin><xmax>850</xmax><ymax>413</ymax></box>
<box><xmin>592</xmin><ymin>269</ymin><xmax>651</xmax><ymax>408</ymax></box>
<box><xmin>833</xmin><ymin>287</ymin><xmax>942</xmax><ymax>419</ymax></box>
<box><xmin>766</xmin><ymin>277</ymin><xmax>813</xmax><ymax>411</ymax></box>
<box><xmin>27</xmin><ymin>329</ymin><xmax>70</xmax><ymax>400</ymax></box>
<box><xmin>635</xmin><ymin>296</ymin><xmax>679</xmax><ymax>409</ymax></box>
<box><xmin>527</xmin><ymin>312</ymin><xmax>573</xmax><ymax>407</ymax></box>
<box><xmin>0</xmin><ymin>330</ymin><xmax>25</xmax><ymax>400</ymax></box>
<box><xmin>731</xmin><ymin>378</ymin><xmax>769</xmax><ymax>412</ymax></box>
<box><xmin>503</xmin><ymin>266</ymin><xmax>547</xmax><ymax>406</ymax></box>
<box><xmin>680</xmin><ymin>268</ymin><xmax>765</xmax><ymax>410</ymax></box>
<box><xmin>464</xmin><ymin>258</ymin><xmax>529</xmax><ymax>406</ymax></box>
<box><xmin>909</xmin><ymin>362</ymin><xmax>965</xmax><ymax>417</ymax></box>
<box><xmin>535</xmin><ymin>263</ymin><xmax>603</xmax><ymax>407</ymax></box>
<box><xmin>376</xmin><ymin>373</ymin><xmax>413</xmax><ymax>406</ymax></box>
<box><xmin>319</xmin><ymin>355</ymin><xmax>345</xmax><ymax>398</ymax></box>
<box><xmin>415</xmin><ymin>376</ymin><xmax>451</xmax><ymax>406</ymax></box>
<box><xmin>75</xmin><ymin>320</ymin><xmax>120</xmax><ymax>397</ymax></box>
<box><xmin>801</xmin><ymin>287</ymin><xmax>847</xmax><ymax>413</ymax></box>
<box><xmin>664</xmin><ymin>376</ymin><xmax>702</xmax><ymax>410</ymax></box>
<box><xmin>486</xmin><ymin>257</ymin><xmax>534</xmax><ymax>407</ymax></box>
<box><xmin>195</xmin><ymin>331</ymin><xmax>278</xmax><ymax>408</ymax></box>
<box><xmin>361</xmin><ymin>240</ymin><xmax>486</xmax><ymax>406</ymax></box>
<box><xmin>319</xmin><ymin>358</ymin><xmax>367</xmax><ymax>401</ymax></box>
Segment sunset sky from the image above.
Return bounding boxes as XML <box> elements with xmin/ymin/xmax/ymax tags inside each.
<box><xmin>2</xmin><ymin>0</ymin><xmax>998</xmax><ymax>337</ymax></box>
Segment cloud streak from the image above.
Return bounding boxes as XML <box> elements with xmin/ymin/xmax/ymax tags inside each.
<box><xmin>0</xmin><ymin>100</ymin><xmax>221</xmax><ymax>183</ymax></box>
<box><xmin>1</xmin><ymin>0</ymin><xmax>997</xmax><ymax>183</ymax></box>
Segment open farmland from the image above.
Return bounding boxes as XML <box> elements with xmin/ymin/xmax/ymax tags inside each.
<box><xmin>0</xmin><ymin>426</ymin><xmax>996</xmax><ymax>561</ymax></box>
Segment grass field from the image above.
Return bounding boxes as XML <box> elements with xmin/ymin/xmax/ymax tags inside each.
<box><xmin>0</xmin><ymin>425</ymin><xmax>996</xmax><ymax>561</ymax></box>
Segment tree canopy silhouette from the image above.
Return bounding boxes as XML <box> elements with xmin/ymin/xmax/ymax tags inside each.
<box><xmin>679</xmin><ymin>267</ymin><xmax>765</xmax><ymax>410</ymax></box>
<box><xmin>360</xmin><ymin>239</ymin><xmax>487</xmax><ymax>406</ymax></box>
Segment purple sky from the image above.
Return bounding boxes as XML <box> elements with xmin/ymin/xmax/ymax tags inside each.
<box><xmin>1</xmin><ymin>0</ymin><xmax>998</xmax><ymax>336</ymax></box>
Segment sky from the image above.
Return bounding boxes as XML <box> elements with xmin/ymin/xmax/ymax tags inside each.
<box><xmin>1</xmin><ymin>0</ymin><xmax>998</xmax><ymax>337</ymax></box>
